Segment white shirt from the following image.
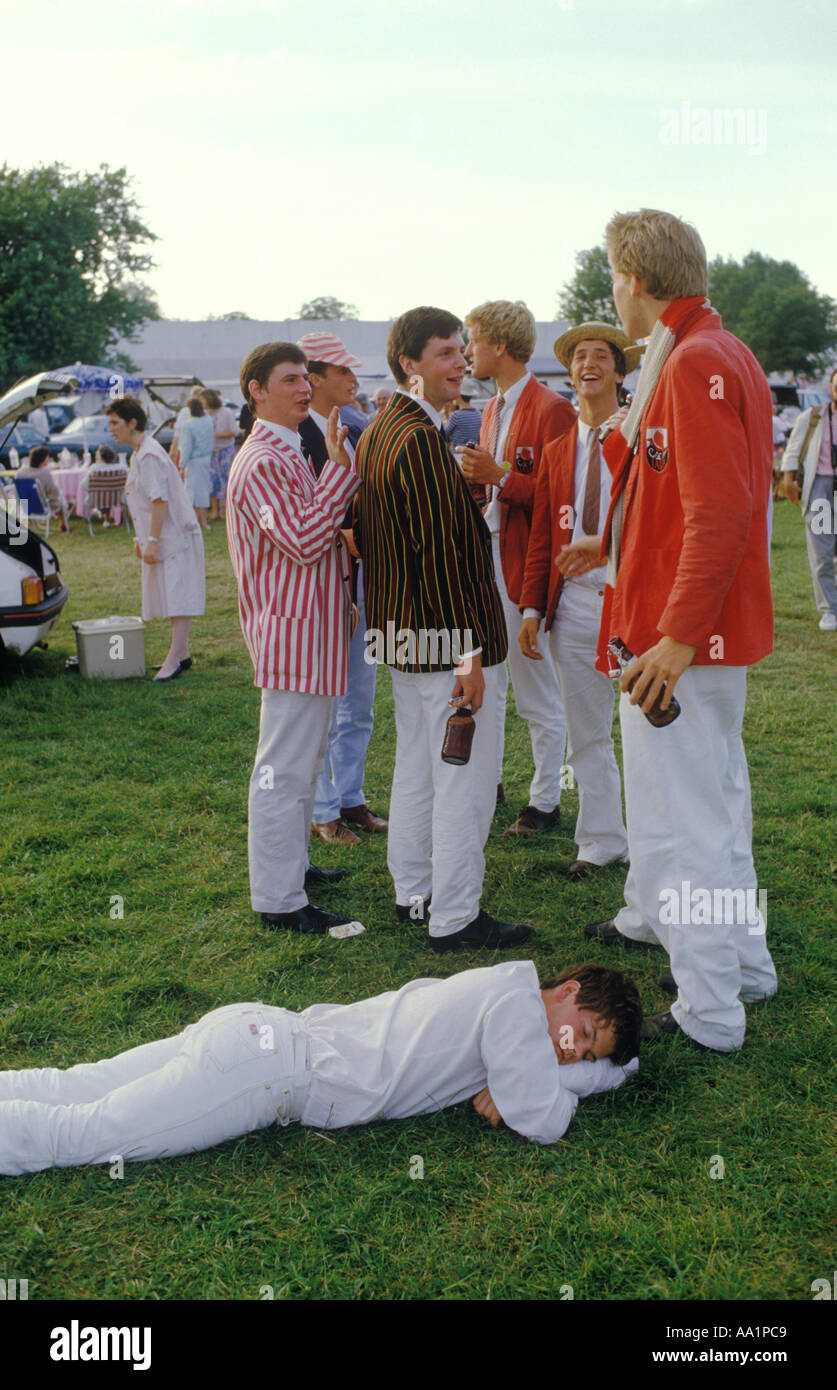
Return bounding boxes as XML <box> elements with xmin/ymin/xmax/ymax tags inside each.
<box><xmin>484</xmin><ymin>371</ymin><xmax>531</xmax><ymax>534</ymax></box>
<box><xmin>309</xmin><ymin>407</ymin><xmax>355</xmax><ymax>463</ymax></box>
<box><xmin>295</xmin><ymin>961</ymin><xmax>637</xmax><ymax>1144</ymax></box>
<box><xmin>523</xmin><ymin>417</ymin><xmax>609</xmax><ymax>619</ymax></box>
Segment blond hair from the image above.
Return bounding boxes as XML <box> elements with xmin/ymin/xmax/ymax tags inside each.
<box><xmin>464</xmin><ymin>300</ymin><xmax>536</xmax><ymax>364</ymax></box>
<box><xmin>605</xmin><ymin>209</ymin><xmax>708</xmax><ymax>300</ymax></box>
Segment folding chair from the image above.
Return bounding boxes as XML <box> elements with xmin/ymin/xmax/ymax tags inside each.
<box><xmin>12</xmin><ymin>476</ymin><xmax>57</xmax><ymax>538</ymax></box>
<box><xmin>85</xmin><ymin>466</ymin><xmax>131</xmax><ymax>537</ymax></box>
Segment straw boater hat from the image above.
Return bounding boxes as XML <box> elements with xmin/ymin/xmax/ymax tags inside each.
<box><xmin>553</xmin><ymin>321</ymin><xmax>644</xmax><ymax>374</ymax></box>
<box><xmin>296</xmin><ymin>330</ymin><xmax>363</xmax><ymax>371</ymax></box>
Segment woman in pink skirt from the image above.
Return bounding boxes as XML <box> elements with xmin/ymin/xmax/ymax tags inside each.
<box><xmin>106</xmin><ymin>397</ymin><xmax>206</xmax><ymax>682</ymax></box>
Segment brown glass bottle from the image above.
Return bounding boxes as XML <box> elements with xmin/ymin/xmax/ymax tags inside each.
<box><xmin>607</xmin><ymin>639</ymin><xmax>681</xmax><ymax>728</ymax></box>
<box><xmin>441</xmin><ymin>705</ymin><xmax>476</xmax><ymax>764</ymax></box>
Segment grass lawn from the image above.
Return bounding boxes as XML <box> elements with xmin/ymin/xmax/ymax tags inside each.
<box><xmin>0</xmin><ymin>499</ymin><xmax>834</xmax><ymax>1302</ymax></box>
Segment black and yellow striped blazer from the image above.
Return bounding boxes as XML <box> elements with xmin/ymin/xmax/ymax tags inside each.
<box><xmin>354</xmin><ymin>392</ymin><xmax>507</xmax><ymax>673</ymax></box>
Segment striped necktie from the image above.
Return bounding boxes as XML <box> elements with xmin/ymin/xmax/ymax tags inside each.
<box><xmin>484</xmin><ymin>393</ymin><xmax>506</xmax><ymax>504</ymax></box>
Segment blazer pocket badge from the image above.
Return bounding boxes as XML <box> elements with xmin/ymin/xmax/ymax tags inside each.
<box><xmin>514</xmin><ymin>446</ymin><xmax>535</xmax><ymax>474</ymax></box>
<box><xmin>645</xmin><ymin>427</ymin><xmax>669</xmax><ymax>471</ymax></box>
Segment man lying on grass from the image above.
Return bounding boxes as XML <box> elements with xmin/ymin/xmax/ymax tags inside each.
<box><xmin>0</xmin><ymin>962</ymin><xmax>641</xmax><ymax>1175</ymax></box>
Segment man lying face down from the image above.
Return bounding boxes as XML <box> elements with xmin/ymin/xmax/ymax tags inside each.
<box><xmin>0</xmin><ymin>962</ymin><xmax>642</xmax><ymax>1175</ymax></box>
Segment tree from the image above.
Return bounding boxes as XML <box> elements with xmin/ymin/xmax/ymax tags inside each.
<box><xmin>0</xmin><ymin>163</ymin><xmax>159</xmax><ymax>390</ymax></box>
<box><xmin>557</xmin><ymin>247</ymin><xmax>618</xmax><ymax>326</ymax></box>
<box><xmin>297</xmin><ymin>296</ymin><xmax>359</xmax><ymax>321</ymax></box>
<box><xmin>708</xmin><ymin>253</ymin><xmax>837</xmax><ymax>375</ymax></box>
<box><xmin>207</xmin><ymin>311</ymin><xmax>253</xmax><ymax>321</ymax></box>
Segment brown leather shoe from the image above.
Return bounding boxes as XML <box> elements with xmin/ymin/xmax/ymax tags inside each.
<box><xmin>496</xmin><ymin>782</ymin><xmax>505</xmax><ymax>804</ymax></box>
<box><xmin>566</xmin><ymin>859</ymin><xmax>598</xmax><ymax>880</ymax></box>
<box><xmin>341</xmin><ymin>804</ymin><xmax>388</xmax><ymax>833</ymax></box>
<box><xmin>503</xmin><ymin>805</ymin><xmax>560</xmax><ymax>837</ymax></box>
<box><xmin>311</xmin><ymin>818</ymin><xmax>361</xmax><ymax>845</ymax></box>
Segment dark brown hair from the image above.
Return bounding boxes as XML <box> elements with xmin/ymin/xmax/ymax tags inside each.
<box><xmin>386</xmin><ymin>307</ymin><xmax>462</xmax><ymax>385</ymax></box>
<box><xmin>539</xmin><ymin>962</ymin><xmax>643</xmax><ymax>1065</ymax></box>
<box><xmin>188</xmin><ymin>398</ymin><xmax>205</xmax><ymax>417</ymax></box>
<box><xmin>239</xmin><ymin>343</ymin><xmax>306</xmax><ymax>411</ymax></box>
<box><xmin>199</xmin><ymin>388</ymin><xmax>222</xmax><ymax>410</ymax></box>
<box><xmin>106</xmin><ymin>396</ymin><xmax>147</xmax><ymax>431</ymax></box>
<box><xmin>29</xmin><ymin>445</ymin><xmax>50</xmax><ymax>468</ymax></box>
<box><xmin>569</xmin><ymin>340</ymin><xmax>627</xmax><ymax>378</ymax></box>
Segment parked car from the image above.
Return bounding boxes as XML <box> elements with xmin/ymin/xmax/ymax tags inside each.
<box><xmin>0</xmin><ymin>370</ymin><xmax>75</xmax><ymax>659</ymax></box>
<box><xmin>0</xmin><ymin>492</ymin><xmax>68</xmax><ymax>658</ymax></box>
<box><xmin>49</xmin><ymin>413</ymin><xmax>175</xmax><ymax>460</ymax></box>
<box><xmin>42</xmin><ymin>396</ymin><xmax>81</xmax><ymax>434</ymax></box>
<box><xmin>0</xmin><ymin>421</ymin><xmax>51</xmax><ymax>467</ymax></box>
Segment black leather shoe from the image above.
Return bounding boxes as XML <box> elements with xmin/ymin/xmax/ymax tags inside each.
<box><xmin>431</xmin><ymin>910</ymin><xmax>534</xmax><ymax>954</ymax></box>
<box><xmin>260</xmin><ymin>904</ymin><xmax>350</xmax><ymax>933</ymax></box>
<box><xmin>153</xmin><ymin>663</ymin><xmax>183</xmax><ymax>682</ymax></box>
<box><xmin>153</xmin><ymin>657</ymin><xmax>192</xmax><ymax>671</ymax></box>
<box><xmin>583</xmin><ymin>919</ymin><xmax>658</xmax><ymax>949</ymax></box>
<box><xmin>659</xmin><ymin>969</ymin><xmax>677</xmax><ymax>995</ymax></box>
<box><xmin>396</xmin><ymin>895</ymin><xmax>431</xmax><ymax>925</ymax></box>
<box><xmin>304</xmin><ymin>865</ymin><xmax>348</xmax><ymax>887</ymax></box>
<box><xmin>640</xmin><ymin>1010</ymin><xmax>710</xmax><ymax>1050</ymax></box>
<box><xmin>503</xmin><ymin>805</ymin><xmax>560</xmax><ymax>836</ymax></box>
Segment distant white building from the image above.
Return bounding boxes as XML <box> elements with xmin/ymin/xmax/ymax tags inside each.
<box><xmin>115</xmin><ymin>318</ymin><xmax>580</xmax><ymax>404</ymax></box>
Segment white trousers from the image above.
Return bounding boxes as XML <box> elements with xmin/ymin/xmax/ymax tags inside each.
<box><xmin>614</xmin><ymin>666</ymin><xmax>777</xmax><ymax>1051</ymax></box>
<box><xmin>548</xmin><ymin>583</ymin><xmax>628</xmax><ymax>864</ymax></box>
<box><xmin>0</xmin><ymin>1005</ymin><xmax>308</xmax><ymax>1176</ymax></box>
<box><xmin>388</xmin><ymin>664</ymin><xmax>500</xmax><ymax>936</ymax></box>
<box><xmin>492</xmin><ymin>533</ymin><xmax>567</xmax><ymax>809</ymax></box>
<box><xmin>249</xmin><ymin>689</ymin><xmax>332</xmax><ymax>913</ymax></box>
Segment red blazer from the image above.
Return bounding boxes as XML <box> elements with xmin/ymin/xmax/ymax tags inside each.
<box><xmin>600</xmin><ymin>300</ymin><xmax>774</xmax><ymax>668</ymax></box>
<box><xmin>480</xmin><ymin>377</ymin><xmax>576</xmax><ymax>603</ymax></box>
<box><xmin>519</xmin><ymin>425</ymin><xmax>578</xmax><ymax>630</ymax></box>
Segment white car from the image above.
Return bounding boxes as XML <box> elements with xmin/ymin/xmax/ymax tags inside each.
<box><xmin>0</xmin><ymin>492</ymin><xmax>68</xmax><ymax>656</ymax></box>
<box><xmin>0</xmin><ymin>371</ymin><xmax>75</xmax><ymax>659</ymax></box>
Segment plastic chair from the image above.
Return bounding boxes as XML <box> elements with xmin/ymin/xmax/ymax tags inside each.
<box><xmin>12</xmin><ymin>476</ymin><xmax>57</xmax><ymax>537</ymax></box>
<box><xmin>85</xmin><ymin>466</ymin><xmax>131</xmax><ymax>536</ymax></box>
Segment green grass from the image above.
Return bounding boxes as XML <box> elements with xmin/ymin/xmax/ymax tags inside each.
<box><xmin>0</xmin><ymin>502</ymin><xmax>835</xmax><ymax>1301</ymax></box>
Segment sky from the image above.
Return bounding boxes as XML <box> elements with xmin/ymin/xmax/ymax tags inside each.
<box><xmin>4</xmin><ymin>0</ymin><xmax>836</xmax><ymax>323</ymax></box>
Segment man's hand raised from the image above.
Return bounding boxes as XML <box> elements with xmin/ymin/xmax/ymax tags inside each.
<box><xmin>472</xmin><ymin>1086</ymin><xmax>502</xmax><ymax>1127</ymax></box>
<box><xmin>325</xmin><ymin>407</ymin><xmax>353</xmax><ymax>470</ymax></box>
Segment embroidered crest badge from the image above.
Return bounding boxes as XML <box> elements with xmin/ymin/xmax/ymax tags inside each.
<box><xmin>514</xmin><ymin>446</ymin><xmax>535</xmax><ymax>474</ymax></box>
<box><xmin>645</xmin><ymin>427</ymin><xmax>669</xmax><ymax>471</ymax></box>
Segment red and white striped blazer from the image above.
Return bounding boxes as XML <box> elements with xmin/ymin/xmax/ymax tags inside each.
<box><xmin>226</xmin><ymin>420</ymin><xmax>359</xmax><ymax>694</ymax></box>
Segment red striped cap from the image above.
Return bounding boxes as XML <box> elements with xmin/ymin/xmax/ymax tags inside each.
<box><xmin>297</xmin><ymin>331</ymin><xmax>363</xmax><ymax>370</ymax></box>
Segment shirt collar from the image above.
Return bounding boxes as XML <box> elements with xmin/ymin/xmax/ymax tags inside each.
<box><xmin>497</xmin><ymin>370</ymin><xmax>531</xmax><ymax>410</ymax></box>
<box><xmin>396</xmin><ymin>387</ymin><xmax>442</xmax><ymax>430</ymax></box>
<box><xmin>254</xmin><ymin>417</ymin><xmax>301</xmax><ymax>451</ymax></box>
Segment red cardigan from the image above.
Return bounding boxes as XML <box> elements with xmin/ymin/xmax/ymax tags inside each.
<box><xmin>519</xmin><ymin>425</ymin><xmax>579</xmax><ymax>629</ymax></box>
<box><xmin>480</xmin><ymin>377</ymin><xmax>576</xmax><ymax>603</ymax></box>
<box><xmin>599</xmin><ymin>301</ymin><xmax>774</xmax><ymax>669</ymax></box>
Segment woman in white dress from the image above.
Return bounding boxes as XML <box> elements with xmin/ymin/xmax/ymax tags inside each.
<box><xmin>177</xmin><ymin>398</ymin><xmax>214</xmax><ymax>530</ymax></box>
<box><xmin>106</xmin><ymin>396</ymin><xmax>206</xmax><ymax>682</ymax></box>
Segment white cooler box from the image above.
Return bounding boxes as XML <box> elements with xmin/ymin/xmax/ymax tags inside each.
<box><xmin>72</xmin><ymin>615</ymin><xmax>146</xmax><ymax>679</ymax></box>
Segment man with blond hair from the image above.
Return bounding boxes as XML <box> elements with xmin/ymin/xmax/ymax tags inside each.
<box><xmin>565</xmin><ymin>208</ymin><xmax>777</xmax><ymax>1052</ymax></box>
<box><xmin>462</xmin><ymin>300</ymin><xmax>576</xmax><ymax>834</ymax></box>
